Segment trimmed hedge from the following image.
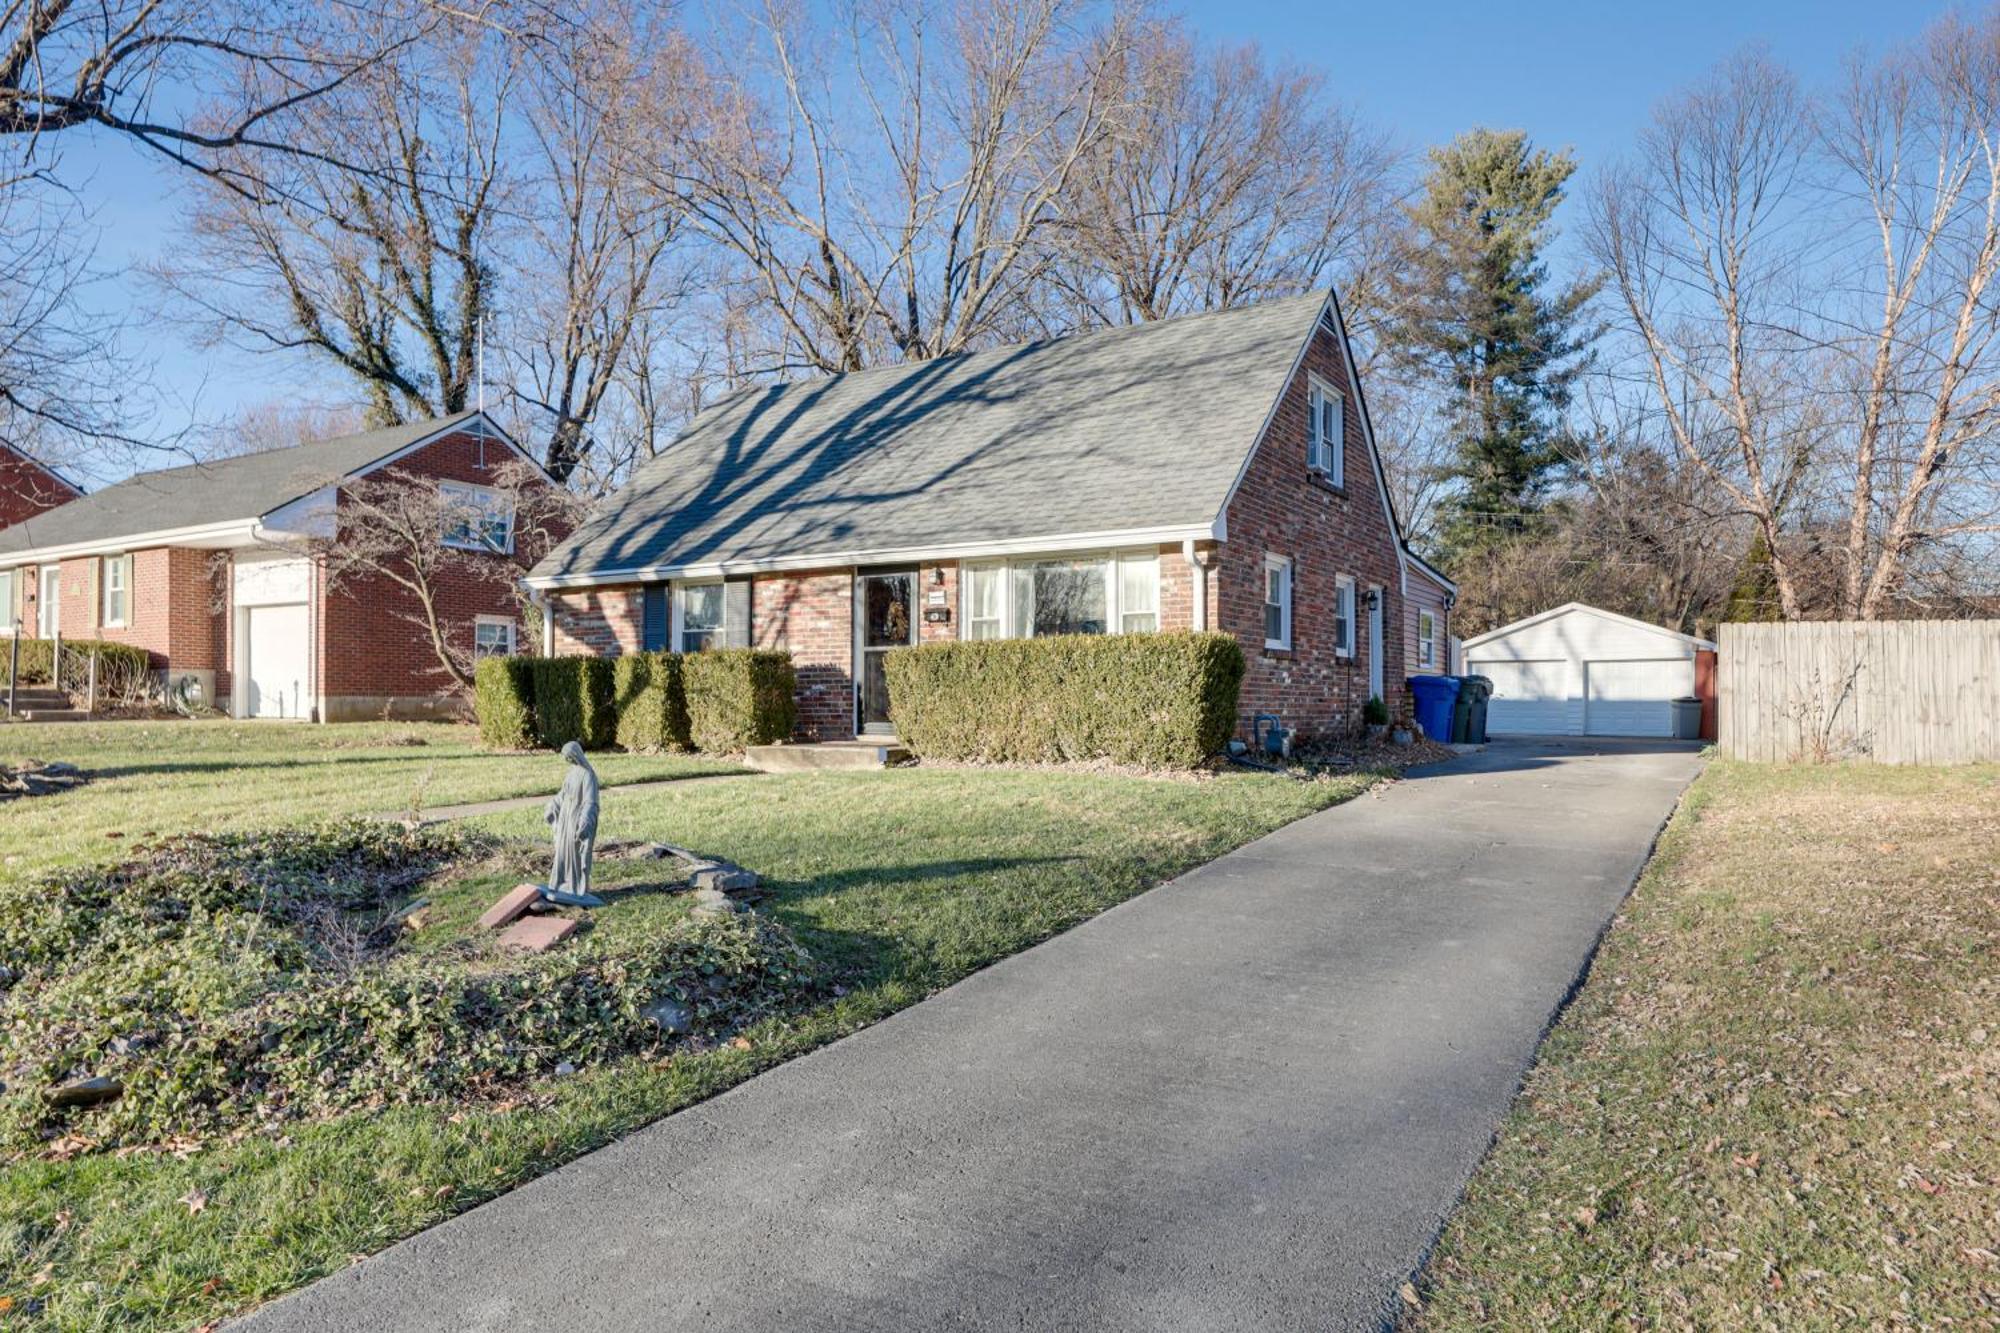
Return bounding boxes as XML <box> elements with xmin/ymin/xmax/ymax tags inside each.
<box><xmin>529</xmin><ymin>655</ymin><xmax>615</xmax><ymax>751</ymax></box>
<box><xmin>473</xmin><ymin>656</ymin><xmax>537</xmax><ymax>749</ymax></box>
<box><xmin>682</xmin><ymin>649</ymin><xmax>798</xmax><ymax>752</ymax></box>
<box><xmin>1</xmin><ymin>638</ymin><xmax>153</xmax><ymax>688</ymax></box>
<box><xmin>882</xmin><ymin>631</ymin><xmax>1245</xmax><ymax>768</ymax></box>
<box><xmin>473</xmin><ymin>648</ymin><xmax>795</xmax><ymax>753</ymax></box>
<box><xmin>613</xmin><ymin>651</ymin><xmax>690</xmax><ymax>753</ymax></box>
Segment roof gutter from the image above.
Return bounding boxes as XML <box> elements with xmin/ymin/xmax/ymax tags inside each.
<box><xmin>0</xmin><ymin>517</ymin><xmax>271</xmax><ymax>569</ymax></box>
<box><xmin>523</xmin><ymin>524</ymin><xmax>1217</xmax><ymax>592</ymax></box>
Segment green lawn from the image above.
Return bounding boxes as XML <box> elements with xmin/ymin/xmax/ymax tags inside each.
<box><xmin>0</xmin><ymin>720</ymin><xmax>740</xmax><ymax>877</ymax></box>
<box><xmin>1411</xmin><ymin>760</ymin><xmax>2000</xmax><ymax>1330</ymax></box>
<box><xmin>1</xmin><ymin>725</ymin><xmax>1374</xmax><ymax>1330</ymax></box>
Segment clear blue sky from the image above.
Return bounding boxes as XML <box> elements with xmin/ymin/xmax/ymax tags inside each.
<box><xmin>66</xmin><ymin>0</ymin><xmax>1966</xmax><ymax>461</ymax></box>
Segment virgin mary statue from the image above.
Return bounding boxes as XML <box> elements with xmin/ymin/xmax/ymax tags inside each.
<box><xmin>544</xmin><ymin>741</ymin><xmax>601</xmax><ymax>901</ymax></box>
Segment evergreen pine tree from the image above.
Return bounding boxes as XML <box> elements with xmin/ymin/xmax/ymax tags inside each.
<box><xmin>1387</xmin><ymin>129</ymin><xmax>1599</xmax><ymax>557</ymax></box>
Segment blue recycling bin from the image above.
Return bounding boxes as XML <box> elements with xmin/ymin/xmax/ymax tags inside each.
<box><xmin>1408</xmin><ymin>675</ymin><xmax>1461</xmax><ymax>743</ymax></box>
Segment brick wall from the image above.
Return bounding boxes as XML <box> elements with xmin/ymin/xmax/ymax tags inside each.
<box><xmin>549</xmin><ymin>585</ymin><xmax>645</xmax><ymax>656</ymax></box>
<box><xmin>916</xmin><ymin>562</ymin><xmax>958</xmax><ymax>644</ymax></box>
<box><xmin>753</xmin><ymin>569</ymin><xmax>853</xmax><ymax>740</ymax></box>
<box><xmin>320</xmin><ymin>431</ymin><xmax>564</xmax><ymax>718</ymax></box>
<box><xmin>0</xmin><ymin>445</ymin><xmax>79</xmax><ymax>530</ymax></box>
<box><xmin>1218</xmin><ymin>319</ymin><xmax>1408</xmax><ymax>740</ymax></box>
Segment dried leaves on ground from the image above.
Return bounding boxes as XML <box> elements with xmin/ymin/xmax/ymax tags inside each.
<box><xmin>1411</xmin><ymin>761</ymin><xmax>2000</xmax><ymax>1329</ymax></box>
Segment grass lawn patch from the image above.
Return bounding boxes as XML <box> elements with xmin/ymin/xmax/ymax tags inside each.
<box><xmin>1410</xmin><ymin>760</ymin><xmax>2000</xmax><ymax>1329</ymax></box>
<box><xmin>1</xmin><ymin>746</ymin><xmax>1376</xmax><ymax>1330</ymax></box>
<box><xmin>0</xmin><ymin>720</ymin><xmax>741</xmax><ymax>878</ymax></box>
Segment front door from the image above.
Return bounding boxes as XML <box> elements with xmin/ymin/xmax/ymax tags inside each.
<box><xmin>856</xmin><ymin>571</ymin><xmax>916</xmax><ymax>735</ymax></box>
<box><xmin>1367</xmin><ymin>587</ymin><xmax>1385</xmax><ymax>701</ymax></box>
<box><xmin>38</xmin><ymin>566</ymin><xmax>59</xmax><ymax>638</ymax></box>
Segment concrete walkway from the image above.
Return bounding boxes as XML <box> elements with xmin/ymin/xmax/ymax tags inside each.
<box><xmin>239</xmin><ymin>737</ymin><xmax>1704</xmax><ymax>1333</ymax></box>
<box><xmin>379</xmin><ymin>770</ymin><xmax>757</xmax><ymax>824</ymax></box>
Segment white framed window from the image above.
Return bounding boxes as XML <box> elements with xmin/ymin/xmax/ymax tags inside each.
<box><xmin>473</xmin><ymin>616</ymin><xmax>517</xmax><ymax>658</ymax></box>
<box><xmin>1417</xmin><ymin>608</ymin><xmax>1437</xmax><ymax>669</ymax></box>
<box><xmin>674</xmin><ymin>580</ymin><xmax>725</xmax><ymax>653</ymax></box>
<box><xmin>440</xmin><ymin>481</ymin><xmax>516</xmax><ymax>553</ymax></box>
<box><xmin>0</xmin><ymin>569</ymin><xmax>13</xmax><ymax>633</ymax></box>
<box><xmin>100</xmin><ymin>553</ymin><xmax>131</xmax><ymax>627</ymax></box>
<box><xmin>1307</xmin><ymin>377</ymin><xmax>1345</xmax><ymax>487</ymax></box>
<box><xmin>959</xmin><ymin>550</ymin><xmax>1160</xmax><ymax>641</ymax></box>
<box><xmin>1333</xmin><ymin>574</ymin><xmax>1356</xmax><ymax>658</ymax></box>
<box><xmin>963</xmin><ymin>564</ymin><xmax>1005</xmax><ymax>639</ymax></box>
<box><xmin>1117</xmin><ymin>552</ymin><xmax>1159</xmax><ymax>633</ymax></box>
<box><xmin>1263</xmin><ymin>555</ymin><xmax>1293</xmax><ymax>651</ymax></box>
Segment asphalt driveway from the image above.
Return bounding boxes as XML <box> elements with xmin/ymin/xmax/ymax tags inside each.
<box><xmin>236</xmin><ymin>736</ymin><xmax>1704</xmax><ymax>1332</ymax></box>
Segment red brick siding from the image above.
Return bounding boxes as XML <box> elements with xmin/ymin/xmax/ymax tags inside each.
<box><xmin>753</xmin><ymin>569</ymin><xmax>853</xmax><ymax>740</ymax></box>
<box><xmin>320</xmin><ymin>432</ymin><xmax>564</xmax><ymax>712</ymax></box>
<box><xmin>1218</xmin><ymin>320</ymin><xmax>1407</xmax><ymax>740</ymax></box>
<box><xmin>549</xmin><ymin>585</ymin><xmax>644</xmax><ymax>656</ymax></box>
<box><xmin>0</xmin><ymin>445</ymin><xmax>79</xmax><ymax>530</ymax></box>
<box><xmin>916</xmin><ymin>562</ymin><xmax>958</xmax><ymax>644</ymax></box>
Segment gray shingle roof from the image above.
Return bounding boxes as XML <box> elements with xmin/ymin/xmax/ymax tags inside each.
<box><xmin>0</xmin><ymin>412</ymin><xmax>483</xmax><ymax>559</ymax></box>
<box><xmin>529</xmin><ymin>292</ymin><xmax>1332</xmax><ymax>584</ymax></box>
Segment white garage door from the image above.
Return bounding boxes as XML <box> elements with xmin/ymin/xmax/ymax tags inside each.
<box><xmin>246</xmin><ymin>603</ymin><xmax>310</xmax><ymax>719</ymax></box>
<box><xmin>1584</xmin><ymin>658</ymin><xmax>1692</xmax><ymax>737</ymax></box>
<box><xmin>1468</xmin><ymin>659</ymin><xmax>1569</xmax><ymax>734</ymax></box>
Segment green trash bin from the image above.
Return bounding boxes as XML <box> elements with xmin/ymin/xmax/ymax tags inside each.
<box><xmin>1458</xmin><ymin>674</ymin><xmax>1493</xmax><ymax>743</ymax></box>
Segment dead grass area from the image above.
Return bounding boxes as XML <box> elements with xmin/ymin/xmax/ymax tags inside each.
<box><xmin>1411</xmin><ymin>760</ymin><xmax>2000</xmax><ymax>1330</ymax></box>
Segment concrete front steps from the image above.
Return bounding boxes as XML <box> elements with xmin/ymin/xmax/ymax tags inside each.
<box><xmin>3</xmin><ymin>689</ymin><xmax>89</xmax><ymax>722</ymax></box>
<box><xmin>744</xmin><ymin>739</ymin><xmax>910</xmax><ymax>773</ymax></box>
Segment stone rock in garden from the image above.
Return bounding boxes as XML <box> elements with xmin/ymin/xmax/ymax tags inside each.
<box><xmin>478</xmin><ymin>883</ymin><xmax>544</xmax><ymax>930</ymax></box>
<box><xmin>642</xmin><ymin>998</ymin><xmax>693</xmax><ymax>1034</ymax></box>
<box><xmin>554</xmin><ymin>1061</ymin><xmax>577</xmax><ymax>1076</ymax></box>
<box><xmin>49</xmin><ymin>1076</ymin><xmax>123</xmax><ymax>1108</ymax></box>
<box><xmin>689</xmin><ymin>864</ymin><xmax>761</xmax><ymax>896</ymax></box>
<box><xmin>497</xmin><ymin>916</ymin><xmax>579</xmax><ymax>953</ymax></box>
<box><xmin>689</xmin><ymin>887</ymin><xmax>740</xmax><ymax>920</ymax></box>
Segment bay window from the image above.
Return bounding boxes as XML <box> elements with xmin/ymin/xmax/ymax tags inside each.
<box><xmin>960</xmin><ymin>550</ymin><xmax>1159</xmax><ymax>641</ymax></box>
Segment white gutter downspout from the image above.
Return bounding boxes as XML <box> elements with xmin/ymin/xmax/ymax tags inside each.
<box><xmin>1183</xmin><ymin>538</ymin><xmax>1208</xmax><ymax>632</ymax></box>
<box><xmin>529</xmin><ymin>587</ymin><xmax>554</xmax><ymax>658</ymax></box>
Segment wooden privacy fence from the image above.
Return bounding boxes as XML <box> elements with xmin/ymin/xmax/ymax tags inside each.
<box><xmin>1719</xmin><ymin>620</ymin><xmax>2000</xmax><ymax>765</ymax></box>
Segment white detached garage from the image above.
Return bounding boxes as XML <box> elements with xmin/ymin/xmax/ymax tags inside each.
<box><xmin>1462</xmin><ymin>603</ymin><xmax>1715</xmax><ymax>738</ymax></box>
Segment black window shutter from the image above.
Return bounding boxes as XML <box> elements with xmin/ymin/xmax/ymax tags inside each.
<box><xmin>724</xmin><ymin>578</ymin><xmax>752</xmax><ymax>648</ymax></box>
<box><xmin>641</xmin><ymin>584</ymin><xmax>668</xmax><ymax>651</ymax></box>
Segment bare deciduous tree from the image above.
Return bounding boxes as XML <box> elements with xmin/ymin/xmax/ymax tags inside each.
<box><xmin>155</xmin><ymin>17</ymin><xmax>513</xmax><ymax>430</ymax></box>
<box><xmin>639</xmin><ymin>0</ymin><xmax>1132</xmax><ymax>375</ymax></box>
<box><xmin>310</xmin><ymin>459</ymin><xmax>581</xmax><ymax>692</ymax></box>
<box><xmin>1591</xmin><ymin>24</ymin><xmax>2000</xmax><ymax>621</ymax></box>
<box><xmin>1039</xmin><ymin>20</ymin><xmax>1400</xmax><ymax>331</ymax></box>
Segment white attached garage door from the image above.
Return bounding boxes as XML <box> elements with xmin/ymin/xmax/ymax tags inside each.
<box><xmin>1584</xmin><ymin>658</ymin><xmax>1693</xmax><ymax>738</ymax></box>
<box><xmin>1470</xmin><ymin>659</ymin><xmax>1569</xmax><ymax>735</ymax></box>
<box><xmin>246</xmin><ymin>603</ymin><xmax>310</xmax><ymax>719</ymax></box>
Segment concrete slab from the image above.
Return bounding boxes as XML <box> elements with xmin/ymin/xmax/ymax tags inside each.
<box><xmin>233</xmin><ymin>737</ymin><xmax>1704</xmax><ymax>1333</ymax></box>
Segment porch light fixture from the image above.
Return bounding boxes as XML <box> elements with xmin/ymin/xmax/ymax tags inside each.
<box><xmin>1366</xmin><ymin>588</ymin><xmax>1382</xmax><ymax>610</ymax></box>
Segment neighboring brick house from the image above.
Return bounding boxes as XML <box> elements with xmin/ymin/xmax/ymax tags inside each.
<box><xmin>0</xmin><ymin>411</ymin><xmax>560</xmax><ymax>721</ymax></box>
<box><xmin>526</xmin><ymin>291</ymin><xmax>1455</xmax><ymax>744</ymax></box>
<box><xmin>0</xmin><ymin>441</ymin><xmax>83</xmax><ymax>530</ymax></box>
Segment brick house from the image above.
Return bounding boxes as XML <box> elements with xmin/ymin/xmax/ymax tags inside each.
<box><xmin>527</xmin><ymin>291</ymin><xmax>1455</xmax><ymax>744</ymax></box>
<box><xmin>0</xmin><ymin>411</ymin><xmax>559</xmax><ymax>721</ymax></box>
<box><xmin>0</xmin><ymin>441</ymin><xmax>84</xmax><ymax>530</ymax></box>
